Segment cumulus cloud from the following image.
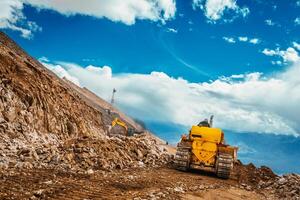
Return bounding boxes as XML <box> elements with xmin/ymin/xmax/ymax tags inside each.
<box><xmin>249</xmin><ymin>38</ymin><xmax>260</xmax><ymax>44</ymax></box>
<box><xmin>281</xmin><ymin>48</ymin><xmax>300</xmax><ymax>62</ymax></box>
<box><xmin>262</xmin><ymin>49</ymin><xmax>277</xmax><ymax>56</ymax></box>
<box><xmin>1</xmin><ymin>0</ymin><xmax>176</xmax><ymax>37</ymax></box>
<box><xmin>224</xmin><ymin>36</ymin><xmax>260</xmax><ymax>44</ymax></box>
<box><xmin>293</xmin><ymin>42</ymin><xmax>300</xmax><ymax>51</ymax></box>
<box><xmin>85</xmin><ymin>65</ymin><xmax>112</xmax><ymax>78</ymax></box>
<box><xmin>223</xmin><ymin>36</ymin><xmax>235</xmax><ymax>43</ymax></box>
<box><xmin>166</xmin><ymin>28</ymin><xmax>178</xmax><ymax>33</ymax></box>
<box><xmin>238</xmin><ymin>36</ymin><xmax>248</xmax><ymax>42</ymax></box>
<box><xmin>192</xmin><ymin>0</ymin><xmax>249</xmax><ymax>23</ymax></box>
<box><xmin>40</xmin><ymin>59</ymin><xmax>81</xmax><ymax>86</ymax></box>
<box><xmin>41</xmin><ymin>59</ymin><xmax>300</xmax><ymax>137</ymax></box>
<box><xmin>264</xmin><ymin>19</ymin><xmax>281</xmax><ymax>27</ymax></box>
<box><xmin>0</xmin><ymin>0</ymin><xmax>41</xmax><ymax>38</ymax></box>
<box><xmin>23</xmin><ymin>0</ymin><xmax>176</xmax><ymax>25</ymax></box>
<box><xmin>295</xmin><ymin>17</ymin><xmax>300</xmax><ymax>25</ymax></box>
<box><xmin>271</xmin><ymin>60</ymin><xmax>282</xmax><ymax>65</ymax></box>
<box><xmin>265</xmin><ymin>19</ymin><xmax>275</xmax><ymax>26</ymax></box>
<box><xmin>262</xmin><ymin>46</ymin><xmax>300</xmax><ymax>63</ymax></box>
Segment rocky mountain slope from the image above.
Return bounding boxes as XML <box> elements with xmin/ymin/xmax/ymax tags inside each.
<box><xmin>0</xmin><ymin>31</ymin><xmax>170</xmax><ymax>172</ymax></box>
<box><xmin>0</xmin><ymin>31</ymin><xmax>299</xmax><ymax>200</ymax></box>
<box><xmin>0</xmin><ymin>32</ymin><xmax>105</xmax><ymax>138</ymax></box>
<box><xmin>62</xmin><ymin>78</ymin><xmax>145</xmax><ymax>133</ymax></box>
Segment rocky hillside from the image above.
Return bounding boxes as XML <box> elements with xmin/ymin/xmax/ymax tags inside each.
<box><xmin>62</xmin><ymin>78</ymin><xmax>145</xmax><ymax>133</ymax></box>
<box><xmin>0</xmin><ymin>31</ymin><xmax>170</xmax><ymax>171</ymax></box>
<box><xmin>0</xmin><ymin>32</ymin><xmax>106</xmax><ymax>139</ymax></box>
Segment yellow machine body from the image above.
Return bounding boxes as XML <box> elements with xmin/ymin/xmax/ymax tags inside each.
<box><xmin>189</xmin><ymin>126</ymin><xmax>223</xmax><ymax>167</ymax></box>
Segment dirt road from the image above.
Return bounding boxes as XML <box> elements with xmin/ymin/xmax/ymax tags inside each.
<box><xmin>0</xmin><ymin>167</ymin><xmax>273</xmax><ymax>200</ymax></box>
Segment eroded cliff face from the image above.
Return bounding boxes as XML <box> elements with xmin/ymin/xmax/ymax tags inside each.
<box><xmin>0</xmin><ymin>32</ymin><xmax>106</xmax><ymax>142</ymax></box>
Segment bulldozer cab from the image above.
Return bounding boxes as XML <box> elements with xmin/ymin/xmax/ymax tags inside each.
<box><xmin>197</xmin><ymin>119</ymin><xmax>210</xmax><ymax>127</ymax></box>
<box><xmin>197</xmin><ymin>115</ymin><xmax>213</xmax><ymax>128</ymax></box>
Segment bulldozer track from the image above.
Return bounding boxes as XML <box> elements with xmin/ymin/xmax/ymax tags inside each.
<box><xmin>216</xmin><ymin>153</ymin><xmax>233</xmax><ymax>179</ymax></box>
<box><xmin>174</xmin><ymin>147</ymin><xmax>190</xmax><ymax>171</ymax></box>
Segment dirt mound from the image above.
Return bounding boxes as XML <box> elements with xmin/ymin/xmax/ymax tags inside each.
<box><xmin>235</xmin><ymin>162</ymin><xmax>277</xmax><ymax>185</ymax></box>
<box><xmin>234</xmin><ymin>162</ymin><xmax>300</xmax><ymax>199</ymax></box>
<box><xmin>270</xmin><ymin>174</ymin><xmax>300</xmax><ymax>199</ymax></box>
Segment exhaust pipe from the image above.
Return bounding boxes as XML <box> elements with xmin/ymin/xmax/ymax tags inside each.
<box><xmin>209</xmin><ymin>115</ymin><xmax>214</xmax><ymax>127</ymax></box>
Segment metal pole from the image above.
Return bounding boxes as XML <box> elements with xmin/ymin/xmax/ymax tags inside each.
<box><xmin>111</xmin><ymin>88</ymin><xmax>116</xmax><ymax>104</ymax></box>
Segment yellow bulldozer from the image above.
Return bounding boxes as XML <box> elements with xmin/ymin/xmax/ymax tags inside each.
<box><xmin>174</xmin><ymin>116</ymin><xmax>238</xmax><ymax>179</ymax></box>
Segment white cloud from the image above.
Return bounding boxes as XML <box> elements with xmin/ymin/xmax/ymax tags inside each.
<box><xmin>238</xmin><ymin>36</ymin><xmax>248</xmax><ymax>42</ymax></box>
<box><xmin>192</xmin><ymin>0</ymin><xmax>249</xmax><ymax>23</ymax></box>
<box><xmin>265</xmin><ymin>19</ymin><xmax>275</xmax><ymax>26</ymax></box>
<box><xmin>1</xmin><ymin>0</ymin><xmax>176</xmax><ymax>37</ymax></box>
<box><xmin>295</xmin><ymin>17</ymin><xmax>300</xmax><ymax>25</ymax></box>
<box><xmin>262</xmin><ymin>49</ymin><xmax>277</xmax><ymax>56</ymax></box>
<box><xmin>224</xmin><ymin>36</ymin><xmax>260</xmax><ymax>45</ymax></box>
<box><xmin>192</xmin><ymin>0</ymin><xmax>204</xmax><ymax>10</ymax></box>
<box><xmin>223</xmin><ymin>36</ymin><xmax>236</xmax><ymax>43</ymax></box>
<box><xmin>263</xmin><ymin>47</ymin><xmax>300</xmax><ymax>63</ymax></box>
<box><xmin>40</xmin><ymin>59</ymin><xmax>81</xmax><ymax>86</ymax></box>
<box><xmin>166</xmin><ymin>28</ymin><xmax>178</xmax><ymax>33</ymax></box>
<box><xmin>281</xmin><ymin>48</ymin><xmax>300</xmax><ymax>62</ymax></box>
<box><xmin>85</xmin><ymin>65</ymin><xmax>112</xmax><ymax>79</ymax></box>
<box><xmin>293</xmin><ymin>42</ymin><xmax>300</xmax><ymax>51</ymax></box>
<box><xmin>264</xmin><ymin>19</ymin><xmax>281</xmax><ymax>28</ymax></box>
<box><xmin>42</xmin><ymin>59</ymin><xmax>300</xmax><ymax>137</ymax></box>
<box><xmin>23</xmin><ymin>0</ymin><xmax>176</xmax><ymax>25</ymax></box>
<box><xmin>271</xmin><ymin>60</ymin><xmax>282</xmax><ymax>65</ymax></box>
<box><xmin>0</xmin><ymin>0</ymin><xmax>41</xmax><ymax>38</ymax></box>
<box><xmin>249</xmin><ymin>38</ymin><xmax>260</xmax><ymax>44</ymax></box>
<box><xmin>38</xmin><ymin>56</ymin><xmax>49</xmax><ymax>62</ymax></box>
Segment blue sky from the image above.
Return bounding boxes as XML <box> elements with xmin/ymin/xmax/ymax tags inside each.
<box><xmin>4</xmin><ymin>0</ymin><xmax>300</xmax><ymax>81</ymax></box>
<box><xmin>1</xmin><ymin>0</ymin><xmax>300</xmax><ymax>174</ymax></box>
